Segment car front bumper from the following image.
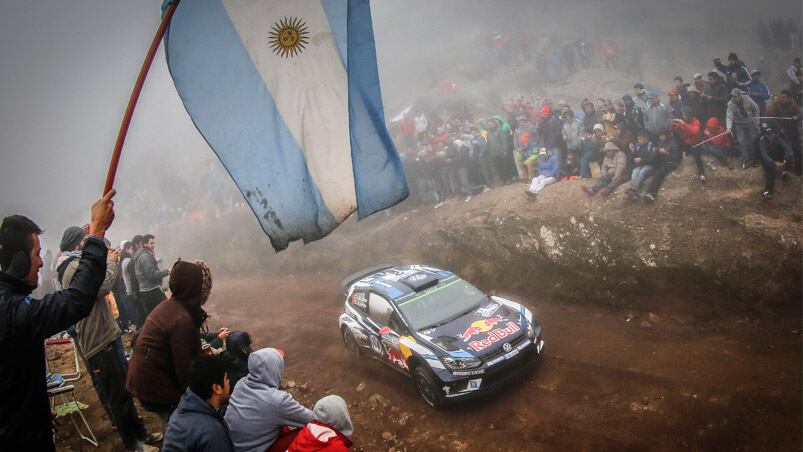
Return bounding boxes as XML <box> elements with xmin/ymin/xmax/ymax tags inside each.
<box><xmin>440</xmin><ymin>337</ymin><xmax>544</xmax><ymax>400</ymax></box>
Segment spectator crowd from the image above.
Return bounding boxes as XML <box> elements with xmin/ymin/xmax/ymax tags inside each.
<box><xmin>394</xmin><ymin>52</ymin><xmax>801</xmax><ymax>204</ymax></box>
<box><xmin>1</xmin><ymin>192</ymin><xmax>355</xmax><ymax>451</ymax></box>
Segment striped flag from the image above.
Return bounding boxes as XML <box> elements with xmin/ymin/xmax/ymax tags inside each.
<box><xmin>164</xmin><ymin>0</ymin><xmax>408</xmax><ymax>251</ymax></box>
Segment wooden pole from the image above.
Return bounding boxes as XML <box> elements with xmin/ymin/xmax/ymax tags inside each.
<box><xmin>103</xmin><ymin>1</ymin><xmax>179</xmax><ymax>195</ymax></box>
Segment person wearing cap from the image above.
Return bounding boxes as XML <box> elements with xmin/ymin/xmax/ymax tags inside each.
<box><xmin>0</xmin><ymin>191</ymin><xmax>116</xmax><ymax>451</ymax></box>
<box><xmin>714</xmin><ymin>53</ymin><xmax>753</xmax><ymax>91</ymax></box>
<box><xmin>746</xmin><ymin>70</ymin><xmax>770</xmax><ymax>115</ymax></box>
<box><xmin>683</xmin><ymin>84</ymin><xmax>707</xmax><ymax>120</ymax></box>
<box><xmin>127</xmin><ymin>260</ymin><xmax>228</xmax><ymax>420</ymax></box>
<box><xmin>581</xmin><ymin>141</ymin><xmax>628</xmax><ymax>197</ymax></box>
<box><xmin>525</xmin><ymin>148</ymin><xmax>560</xmax><ymax>199</ymax></box>
<box><xmin>60</xmin><ymin>229</ymin><xmax>162</xmax><ymax>451</ymax></box>
<box><xmin>703</xmin><ymin>72</ymin><xmax>729</xmax><ymax>121</ymax></box>
<box><xmin>726</xmin><ymin>88</ymin><xmax>761</xmax><ymax>168</ymax></box>
<box><xmin>644</xmin><ymin>92</ymin><xmax>672</xmax><ymax>138</ymax></box>
<box><xmin>756</xmin><ymin>123</ymin><xmax>794</xmax><ymax>201</ymax></box>
<box><xmin>632</xmin><ymin>84</ymin><xmax>650</xmax><ymax>112</ymax></box>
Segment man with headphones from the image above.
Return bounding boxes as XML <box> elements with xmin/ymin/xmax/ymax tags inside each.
<box><xmin>0</xmin><ymin>190</ymin><xmax>116</xmax><ymax>451</ymax></box>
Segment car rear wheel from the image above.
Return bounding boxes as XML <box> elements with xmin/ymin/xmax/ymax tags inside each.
<box><xmin>414</xmin><ymin>365</ymin><xmax>445</xmax><ymax>409</ymax></box>
<box><xmin>342</xmin><ymin>328</ymin><xmax>361</xmax><ymax>359</ymax></box>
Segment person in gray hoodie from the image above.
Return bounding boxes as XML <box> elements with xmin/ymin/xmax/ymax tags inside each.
<box><xmin>224</xmin><ymin>348</ymin><xmax>314</xmax><ymax>452</ymax></box>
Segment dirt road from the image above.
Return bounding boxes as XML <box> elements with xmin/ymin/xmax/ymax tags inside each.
<box><xmin>54</xmin><ymin>273</ymin><xmax>800</xmax><ymax>451</ymax></box>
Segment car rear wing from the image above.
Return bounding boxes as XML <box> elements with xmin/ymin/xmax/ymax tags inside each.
<box><xmin>339</xmin><ymin>263</ymin><xmax>396</xmax><ymax>292</ymax></box>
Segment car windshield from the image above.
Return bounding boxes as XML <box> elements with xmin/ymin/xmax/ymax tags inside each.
<box><xmin>396</xmin><ymin>277</ymin><xmax>486</xmax><ymax>331</ymax></box>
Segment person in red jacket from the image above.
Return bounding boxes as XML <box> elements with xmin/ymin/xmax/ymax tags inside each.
<box><xmin>288</xmin><ymin>395</ymin><xmax>353</xmax><ymax>452</ymax></box>
<box><xmin>671</xmin><ymin>107</ymin><xmax>707</xmax><ymax>184</ymax></box>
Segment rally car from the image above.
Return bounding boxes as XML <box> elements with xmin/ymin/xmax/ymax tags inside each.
<box><xmin>338</xmin><ymin>264</ymin><xmax>544</xmax><ymax>408</ymax></box>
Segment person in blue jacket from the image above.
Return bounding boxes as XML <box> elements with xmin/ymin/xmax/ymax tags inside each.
<box><xmin>0</xmin><ymin>190</ymin><xmax>116</xmax><ymax>452</ymax></box>
<box><xmin>746</xmin><ymin>70</ymin><xmax>771</xmax><ymax>115</ymax></box>
<box><xmin>714</xmin><ymin>53</ymin><xmax>752</xmax><ymax>91</ymax></box>
<box><xmin>526</xmin><ymin>148</ymin><xmax>561</xmax><ymax>198</ymax></box>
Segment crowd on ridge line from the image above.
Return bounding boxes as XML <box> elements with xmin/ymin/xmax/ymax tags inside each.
<box><xmin>1</xmin><ymin>194</ymin><xmax>355</xmax><ymax>451</ymax></box>
<box><xmin>394</xmin><ymin>54</ymin><xmax>802</xmax><ymax>204</ymax></box>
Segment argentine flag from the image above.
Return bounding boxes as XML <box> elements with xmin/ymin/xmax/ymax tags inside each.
<box><xmin>164</xmin><ymin>0</ymin><xmax>408</xmax><ymax>251</ymax></box>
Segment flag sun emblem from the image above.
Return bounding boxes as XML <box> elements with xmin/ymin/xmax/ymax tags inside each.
<box><xmin>268</xmin><ymin>17</ymin><xmax>309</xmax><ymax>58</ymax></box>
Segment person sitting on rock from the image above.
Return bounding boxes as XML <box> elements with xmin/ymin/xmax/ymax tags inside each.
<box><xmin>581</xmin><ymin>141</ymin><xmax>629</xmax><ymax>197</ymax></box>
<box><xmin>525</xmin><ymin>148</ymin><xmax>561</xmax><ymax>199</ymax></box>
<box><xmin>224</xmin><ymin>348</ymin><xmax>314</xmax><ymax>452</ymax></box>
<box><xmin>287</xmin><ymin>395</ymin><xmax>354</xmax><ymax>452</ymax></box>
<box><xmin>625</xmin><ymin>132</ymin><xmax>657</xmax><ymax>199</ymax></box>
<box><xmin>639</xmin><ymin>131</ymin><xmax>682</xmax><ymax>202</ymax></box>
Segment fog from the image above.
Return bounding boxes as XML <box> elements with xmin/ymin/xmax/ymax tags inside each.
<box><xmin>0</xmin><ymin>0</ymin><xmax>800</xmax><ymax>259</ymax></box>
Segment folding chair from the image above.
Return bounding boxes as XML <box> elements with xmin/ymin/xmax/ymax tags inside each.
<box><xmin>49</xmin><ymin>383</ymin><xmax>99</xmax><ymax>447</ymax></box>
<box><xmin>45</xmin><ymin>336</ymin><xmax>81</xmax><ymax>382</ymax></box>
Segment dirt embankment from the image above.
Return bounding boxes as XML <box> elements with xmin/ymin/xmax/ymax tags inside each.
<box><xmin>184</xmin><ymin>158</ymin><xmax>801</xmax><ymax>312</ymax></box>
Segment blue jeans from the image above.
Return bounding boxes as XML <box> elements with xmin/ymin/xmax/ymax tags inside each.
<box><xmin>733</xmin><ymin>123</ymin><xmax>757</xmax><ymax>161</ymax></box>
<box><xmin>630</xmin><ymin>165</ymin><xmax>655</xmax><ymax>189</ymax></box>
<box><xmin>580</xmin><ymin>147</ymin><xmax>596</xmax><ymax>178</ymax></box>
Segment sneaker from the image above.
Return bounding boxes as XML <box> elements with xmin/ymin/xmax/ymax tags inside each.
<box><xmin>464</xmin><ymin>196</ymin><xmax>473</xmax><ymax>203</ymax></box>
<box><xmin>630</xmin><ymin>190</ymin><xmax>641</xmax><ymax>201</ymax></box>
<box><xmin>141</xmin><ymin>432</ymin><xmax>163</xmax><ymax>445</ymax></box>
<box><xmin>699</xmin><ymin>175</ymin><xmax>707</xmax><ymax>185</ymax></box>
<box><xmin>641</xmin><ymin>193</ymin><xmax>656</xmax><ymax>203</ymax></box>
<box><xmin>525</xmin><ymin>190</ymin><xmax>537</xmax><ymax>200</ymax></box>
<box><xmin>129</xmin><ymin>442</ymin><xmax>159</xmax><ymax>452</ymax></box>
<box><xmin>581</xmin><ymin>186</ymin><xmax>595</xmax><ymax>196</ymax></box>
<box><xmin>762</xmin><ymin>191</ymin><xmax>774</xmax><ymax>201</ymax></box>
<box><xmin>741</xmin><ymin>159</ymin><xmax>748</xmax><ymax>169</ymax></box>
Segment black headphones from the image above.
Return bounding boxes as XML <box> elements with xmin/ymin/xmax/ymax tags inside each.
<box><xmin>0</xmin><ymin>219</ymin><xmax>33</xmax><ymax>279</ymax></box>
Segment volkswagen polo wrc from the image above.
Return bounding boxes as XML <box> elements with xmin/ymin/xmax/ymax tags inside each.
<box><xmin>338</xmin><ymin>264</ymin><xmax>544</xmax><ymax>408</ymax></box>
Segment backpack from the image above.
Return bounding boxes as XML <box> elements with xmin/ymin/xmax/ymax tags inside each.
<box><xmin>56</xmin><ymin>256</ymin><xmax>79</xmax><ymax>288</ymax></box>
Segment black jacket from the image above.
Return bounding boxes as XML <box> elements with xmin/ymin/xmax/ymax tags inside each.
<box><xmin>0</xmin><ymin>237</ymin><xmax>106</xmax><ymax>451</ymax></box>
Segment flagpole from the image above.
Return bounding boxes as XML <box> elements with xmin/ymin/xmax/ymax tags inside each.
<box><xmin>102</xmin><ymin>1</ymin><xmax>180</xmax><ymax>195</ymax></box>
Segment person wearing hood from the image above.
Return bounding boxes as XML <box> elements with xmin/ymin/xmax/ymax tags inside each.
<box><xmin>714</xmin><ymin>53</ymin><xmax>752</xmax><ymax>91</ymax></box>
<box><xmin>225</xmin><ymin>348</ymin><xmax>315</xmax><ymax>452</ymax></box>
<box><xmin>222</xmin><ymin>331</ymin><xmax>252</xmax><ymax>390</ymax></box>
<box><xmin>127</xmin><ymin>259</ymin><xmax>225</xmax><ymax>419</ymax></box>
<box><xmin>162</xmin><ymin>355</ymin><xmax>234</xmax><ymax>452</ymax></box>
<box><xmin>60</xmin><ymin>228</ymin><xmax>162</xmax><ymax>451</ymax></box>
<box><xmin>757</xmin><ymin>123</ymin><xmax>794</xmax><ymax>201</ymax></box>
<box><xmin>288</xmin><ymin>395</ymin><xmax>354</xmax><ymax>452</ymax></box>
<box><xmin>726</xmin><ymin>88</ymin><xmax>761</xmax><ymax>168</ymax></box>
<box><xmin>525</xmin><ymin>148</ymin><xmax>560</xmax><ymax>199</ymax></box>
<box><xmin>0</xmin><ymin>191</ymin><xmax>115</xmax><ymax>452</ymax></box>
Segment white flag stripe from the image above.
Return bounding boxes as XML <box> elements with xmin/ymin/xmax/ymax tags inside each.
<box><xmin>221</xmin><ymin>0</ymin><xmax>356</xmax><ymax>221</ymax></box>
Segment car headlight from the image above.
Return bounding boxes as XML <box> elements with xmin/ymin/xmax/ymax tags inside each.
<box><xmin>442</xmin><ymin>356</ymin><xmax>482</xmax><ymax>370</ymax></box>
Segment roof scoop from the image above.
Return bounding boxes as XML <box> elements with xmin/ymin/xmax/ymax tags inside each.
<box><xmin>400</xmin><ymin>272</ymin><xmax>439</xmax><ymax>292</ymax></box>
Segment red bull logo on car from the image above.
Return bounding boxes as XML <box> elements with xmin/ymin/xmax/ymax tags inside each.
<box><xmin>468</xmin><ymin>321</ymin><xmax>521</xmax><ymax>352</ymax></box>
<box><xmin>460</xmin><ymin>316</ymin><xmax>504</xmax><ymax>342</ymax></box>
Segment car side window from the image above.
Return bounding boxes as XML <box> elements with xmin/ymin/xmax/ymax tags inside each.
<box><xmin>388</xmin><ymin>313</ymin><xmax>406</xmax><ymax>335</ymax></box>
<box><xmin>350</xmin><ymin>290</ymin><xmax>368</xmax><ymax>312</ymax></box>
<box><xmin>368</xmin><ymin>293</ymin><xmax>394</xmax><ymax>325</ymax></box>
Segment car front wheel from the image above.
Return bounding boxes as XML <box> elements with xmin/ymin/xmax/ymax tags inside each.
<box><xmin>414</xmin><ymin>365</ymin><xmax>445</xmax><ymax>409</ymax></box>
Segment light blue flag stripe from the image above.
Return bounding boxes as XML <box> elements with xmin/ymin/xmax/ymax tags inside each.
<box><xmin>345</xmin><ymin>0</ymin><xmax>409</xmax><ymax>218</ymax></box>
<box><xmin>165</xmin><ymin>0</ymin><xmax>338</xmax><ymax>251</ymax></box>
